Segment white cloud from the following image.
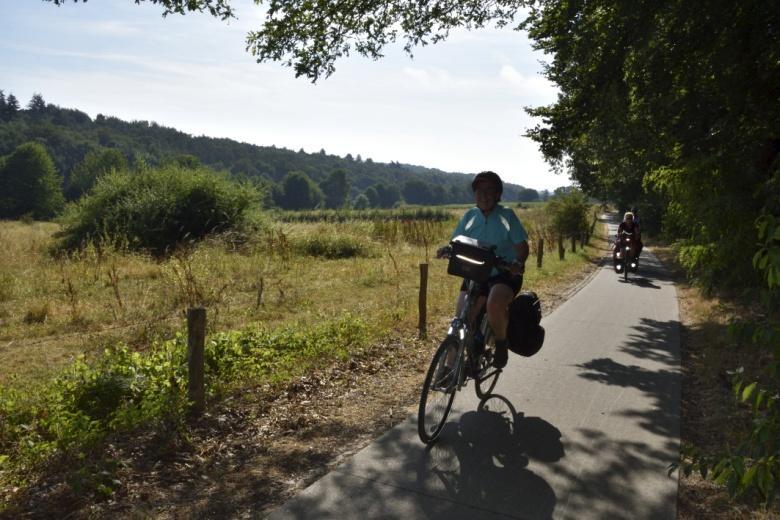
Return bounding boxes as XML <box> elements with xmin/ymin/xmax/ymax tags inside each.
<box><xmin>499</xmin><ymin>65</ymin><xmax>557</xmax><ymax>102</ymax></box>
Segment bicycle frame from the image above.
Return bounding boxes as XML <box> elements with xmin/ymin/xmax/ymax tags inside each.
<box><xmin>444</xmin><ymin>279</ymin><xmax>492</xmax><ymax>390</ymax></box>
<box><xmin>417</xmin><ymin>250</ymin><xmax>509</xmax><ymax>443</ymax></box>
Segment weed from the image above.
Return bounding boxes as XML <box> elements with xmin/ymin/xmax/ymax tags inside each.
<box><xmin>292</xmin><ymin>233</ymin><xmax>374</xmax><ymax>259</ymax></box>
<box><xmin>106</xmin><ymin>262</ymin><xmax>124</xmax><ymax>311</ymax></box>
<box><xmin>23</xmin><ymin>301</ymin><xmax>50</xmax><ymax>324</ymax></box>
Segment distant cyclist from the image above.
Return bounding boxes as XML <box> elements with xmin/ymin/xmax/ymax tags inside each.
<box><xmin>615</xmin><ymin>211</ymin><xmax>643</xmax><ymax>260</ymax></box>
<box><xmin>437</xmin><ymin>171</ymin><xmax>529</xmax><ymax>368</ymax></box>
<box><xmin>631</xmin><ymin>206</ymin><xmax>641</xmax><ymax>228</ymax></box>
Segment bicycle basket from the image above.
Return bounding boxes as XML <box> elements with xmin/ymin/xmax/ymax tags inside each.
<box><xmin>447</xmin><ymin>235</ymin><xmax>495</xmax><ymax>283</ymax></box>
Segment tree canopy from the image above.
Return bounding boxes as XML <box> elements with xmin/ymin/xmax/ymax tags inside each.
<box><xmin>522</xmin><ymin>0</ymin><xmax>779</xmax><ymax>285</ymax></box>
<box><xmin>46</xmin><ymin>0</ymin><xmax>525</xmax><ymax>81</ymax></box>
<box><xmin>66</xmin><ymin>147</ymin><xmax>127</xmax><ymax>200</ymax></box>
<box><xmin>0</xmin><ymin>142</ymin><xmax>65</xmax><ymax>219</ymax></box>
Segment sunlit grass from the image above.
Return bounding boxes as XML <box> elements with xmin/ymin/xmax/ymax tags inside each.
<box><xmin>0</xmin><ymin>208</ymin><xmax>602</xmax><ymax>388</ymax></box>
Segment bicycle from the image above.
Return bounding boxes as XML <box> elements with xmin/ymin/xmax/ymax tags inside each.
<box><xmin>613</xmin><ymin>230</ymin><xmax>637</xmax><ymax>282</ymax></box>
<box><xmin>417</xmin><ymin>238</ymin><xmax>517</xmax><ymax>444</ymax></box>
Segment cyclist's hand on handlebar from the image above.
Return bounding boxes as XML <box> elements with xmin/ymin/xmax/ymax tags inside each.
<box><xmin>436</xmin><ymin>245</ymin><xmax>452</xmax><ymax>259</ymax></box>
<box><xmin>510</xmin><ymin>260</ymin><xmax>525</xmax><ymax>275</ymax></box>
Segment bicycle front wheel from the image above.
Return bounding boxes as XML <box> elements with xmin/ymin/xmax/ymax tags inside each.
<box><xmin>418</xmin><ymin>337</ymin><xmax>459</xmax><ymax>444</ymax></box>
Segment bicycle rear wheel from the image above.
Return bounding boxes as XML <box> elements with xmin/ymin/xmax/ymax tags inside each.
<box><xmin>474</xmin><ymin>346</ymin><xmax>501</xmax><ymax>398</ymax></box>
<box><xmin>418</xmin><ymin>337</ymin><xmax>459</xmax><ymax>444</ymax></box>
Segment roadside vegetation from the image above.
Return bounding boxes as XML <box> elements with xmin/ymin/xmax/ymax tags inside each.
<box><xmin>652</xmin><ymin>243</ymin><xmax>780</xmax><ymax>518</ymax></box>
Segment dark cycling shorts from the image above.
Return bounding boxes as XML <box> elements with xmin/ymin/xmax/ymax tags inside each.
<box><xmin>460</xmin><ymin>272</ymin><xmax>523</xmax><ymax>298</ymax></box>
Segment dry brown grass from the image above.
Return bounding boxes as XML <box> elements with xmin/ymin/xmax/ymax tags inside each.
<box><xmin>0</xmin><ymin>211</ymin><xmax>601</xmax><ymax>390</ymax></box>
<box><xmin>652</xmin><ymin>246</ymin><xmax>780</xmax><ymax>519</ymax></box>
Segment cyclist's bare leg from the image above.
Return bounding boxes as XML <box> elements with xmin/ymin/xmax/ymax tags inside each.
<box><xmin>486</xmin><ymin>284</ymin><xmax>514</xmax><ymax>367</ymax></box>
<box><xmin>486</xmin><ymin>284</ymin><xmax>513</xmax><ymax>342</ymax></box>
<box><xmin>455</xmin><ymin>291</ymin><xmax>486</xmax><ymax>326</ymax></box>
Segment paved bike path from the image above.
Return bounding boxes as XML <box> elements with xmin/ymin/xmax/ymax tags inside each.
<box><xmin>267</xmin><ymin>217</ymin><xmax>680</xmax><ymax>519</ymax></box>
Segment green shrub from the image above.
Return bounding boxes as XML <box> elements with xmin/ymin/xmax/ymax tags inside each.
<box><xmin>54</xmin><ymin>165</ymin><xmax>261</xmax><ymax>255</ymax></box>
<box><xmin>292</xmin><ymin>233</ymin><xmax>375</xmax><ymax>259</ymax></box>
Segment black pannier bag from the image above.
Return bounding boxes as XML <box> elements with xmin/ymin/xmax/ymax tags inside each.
<box><xmin>447</xmin><ymin>235</ymin><xmax>495</xmax><ymax>284</ymax></box>
<box><xmin>507</xmin><ymin>291</ymin><xmax>545</xmax><ymax>357</ymax></box>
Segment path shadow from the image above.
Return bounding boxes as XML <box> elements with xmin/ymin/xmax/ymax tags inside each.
<box><xmin>562</xmin><ymin>318</ymin><xmax>681</xmax><ymax>518</ymax></box>
<box><xmin>631</xmin><ymin>277</ymin><xmax>662</xmax><ymax>289</ymax></box>
<box><xmin>416</xmin><ymin>394</ymin><xmax>563</xmax><ymax>519</ymax></box>
<box><xmin>576</xmin><ymin>317</ymin><xmax>680</xmax><ymax>439</ymax></box>
<box><xmin>263</xmin><ymin>394</ymin><xmax>562</xmax><ymax>519</ymax></box>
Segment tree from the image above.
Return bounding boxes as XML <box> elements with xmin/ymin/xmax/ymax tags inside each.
<box><xmin>545</xmin><ymin>189</ymin><xmax>589</xmax><ymax>240</ymax></box>
<box><xmin>0</xmin><ymin>90</ymin><xmax>6</xmax><ymax>120</ymax></box>
<box><xmin>518</xmin><ymin>188</ymin><xmax>539</xmax><ymax>202</ymax></box>
<box><xmin>369</xmin><ymin>182</ymin><xmax>401</xmax><ymax>208</ymax></box>
<box><xmin>352</xmin><ymin>193</ymin><xmax>370</xmax><ymax>210</ymax></box>
<box><xmin>27</xmin><ymin>93</ymin><xmax>47</xmax><ymax>114</ymax></box>
<box><xmin>4</xmin><ymin>94</ymin><xmax>19</xmax><ymax>120</ymax></box>
<box><xmin>169</xmin><ymin>154</ymin><xmax>202</xmax><ymax>170</ymax></box>
<box><xmin>522</xmin><ymin>0</ymin><xmax>780</xmax><ymax>286</ymax></box>
<box><xmin>47</xmin><ymin>0</ymin><xmax>235</xmax><ymax>19</ymax></box>
<box><xmin>46</xmin><ymin>0</ymin><xmax>523</xmax><ymax>81</ymax></box>
<box><xmin>244</xmin><ymin>0</ymin><xmax>524</xmax><ymax>80</ymax></box>
<box><xmin>319</xmin><ymin>168</ymin><xmax>350</xmax><ymax>209</ymax></box>
<box><xmin>67</xmin><ymin>148</ymin><xmax>127</xmax><ymax>200</ymax></box>
<box><xmin>402</xmin><ymin>179</ymin><xmax>434</xmax><ymax>205</ymax></box>
<box><xmin>364</xmin><ymin>186</ymin><xmax>379</xmax><ymax>208</ymax></box>
<box><xmin>276</xmin><ymin>171</ymin><xmax>323</xmax><ymax>210</ymax></box>
<box><xmin>0</xmin><ymin>142</ymin><xmax>65</xmax><ymax>219</ymax></box>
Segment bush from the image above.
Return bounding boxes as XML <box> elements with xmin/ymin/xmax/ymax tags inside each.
<box><xmin>54</xmin><ymin>165</ymin><xmax>261</xmax><ymax>255</ymax></box>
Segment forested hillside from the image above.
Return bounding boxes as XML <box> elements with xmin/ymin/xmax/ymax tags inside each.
<box><xmin>0</xmin><ymin>91</ymin><xmax>546</xmax><ymax>208</ymax></box>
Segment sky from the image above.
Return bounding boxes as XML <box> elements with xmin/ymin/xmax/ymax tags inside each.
<box><xmin>0</xmin><ymin>0</ymin><xmax>571</xmax><ymax>191</ymax></box>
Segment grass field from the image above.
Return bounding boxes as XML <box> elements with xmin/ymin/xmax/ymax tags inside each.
<box><xmin>0</xmin><ymin>205</ymin><xmax>599</xmax><ymax>388</ymax></box>
<box><xmin>0</xmin><ymin>205</ymin><xmax>605</xmax><ymax>512</ymax></box>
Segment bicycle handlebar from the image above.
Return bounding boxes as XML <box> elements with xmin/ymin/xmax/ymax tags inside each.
<box><xmin>436</xmin><ymin>245</ymin><xmax>519</xmax><ymax>274</ymax></box>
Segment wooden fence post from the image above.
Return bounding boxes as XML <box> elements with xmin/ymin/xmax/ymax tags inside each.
<box><xmin>418</xmin><ymin>263</ymin><xmax>428</xmax><ymax>339</ymax></box>
<box><xmin>536</xmin><ymin>238</ymin><xmax>544</xmax><ymax>269</ymax></box>
<box><xmin>187</xmin><ymin>307</ymin><xmax>206</xmax><ymax>416</ymax></box>
<box><xmin>558</xmin><ymin>235</ymin><xmax>565</xmax><ymax>260</ymax></box>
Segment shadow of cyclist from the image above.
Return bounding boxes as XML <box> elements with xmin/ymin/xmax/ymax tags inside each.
<box><xmin>416</xmin><ymin>394</ymin><xmax>564</xmax><ymax>518</ymax></box>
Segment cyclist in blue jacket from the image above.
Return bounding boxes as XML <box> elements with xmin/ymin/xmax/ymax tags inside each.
<box><xmin>438</xmin><ymin>171</ymin><xmax>529</xmax><ymax>368</ymax></box>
